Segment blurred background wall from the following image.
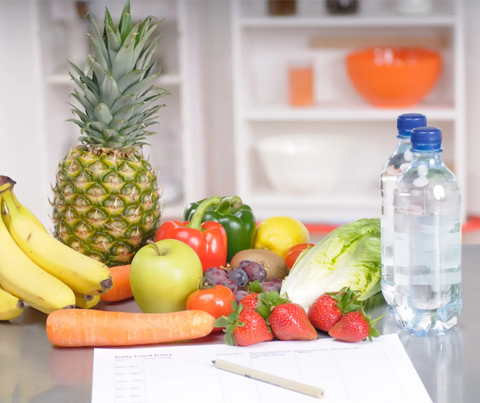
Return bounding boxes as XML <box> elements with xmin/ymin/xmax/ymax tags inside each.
<box><xmin>1</xmin><ymin>0</ymin><xmax>480</xmax><ymax>240</ymax></box>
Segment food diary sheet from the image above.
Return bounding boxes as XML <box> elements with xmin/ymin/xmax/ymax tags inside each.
<box><xmin>91</xmin><ymin>334</ymin><xmax>432</xmax><ymax>403</ymax></box>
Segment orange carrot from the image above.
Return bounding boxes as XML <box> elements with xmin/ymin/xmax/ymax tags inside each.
<box><xmin>46</xmin><ymin>309</ymin><xmax>216</xmax><ymax>347</ymax></box>
<box><xmin>100</xmin><ymin>265</ymin><xmax>132</xmax><ymax>302</ymax></box>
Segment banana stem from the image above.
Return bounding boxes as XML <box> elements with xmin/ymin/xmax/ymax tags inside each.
<box><xmin>1</xmin><ymin>190</ymin><xmax>20</xmax><ymax>219</ymax></box>
<box><xmin>11</xmin><ymin>192</ymin><xmax>22</xmax><ymax>209</ymax></box>
<box><xmin>1</xmin><ymin>200</ymin><xmax>10</xmax><ymax>230</ymax></box>
<box><xmin>0</xmin><ymin>176</ymin><xmax>16</xmax><ymax>193</ymax></box>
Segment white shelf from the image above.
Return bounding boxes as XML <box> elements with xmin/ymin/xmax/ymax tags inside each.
<box><xmin>244</xmin><ymin>103</ymin><xmax>457</xmax><ymax>122</ymax></box>
<box><xmin>232</xmin><ymin>0</ymin><xmax>466</xmax><ymax>223</ymax></box>
<box><xmin>240</xmin><ymin>15</ymin><xmax>456</xmax><ymax>28</ymax></box>
<box><xmin>250</xmin><ymin>191</ymin><xmax>378</xmax><ymax>208</ymax></box>
<box><xmin>45</xmin><ymin>72</ymin><xmax>182</xmax><ymax>86</ymax></box>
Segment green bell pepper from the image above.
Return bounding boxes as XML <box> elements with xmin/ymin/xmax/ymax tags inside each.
<box><xmin>184</xmin><ymin>196</ymin><xmax>256</xmax><ymax>263</ymax></box>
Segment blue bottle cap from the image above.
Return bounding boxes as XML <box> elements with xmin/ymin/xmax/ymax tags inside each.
<box><xmin>397</xmin><ymin>113</ymin><xmax>427</xmax><ymax>137</ymax></box>
<box><xmin>411</xmin><ymin>127</ymin><xmax>442</xmax><ymax>152</ymax></box>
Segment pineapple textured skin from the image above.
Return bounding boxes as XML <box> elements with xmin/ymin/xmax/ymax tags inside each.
<box><xmin>52</xmin><ymin>146</ymin><xmax>162</xmax><ymax>267</ymax></box>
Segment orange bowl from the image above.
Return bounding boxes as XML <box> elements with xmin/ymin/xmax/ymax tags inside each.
<box><xmin>346</xmin><ymin>47</ymin><xmax>442</xmax><ymax>107</ymax></box>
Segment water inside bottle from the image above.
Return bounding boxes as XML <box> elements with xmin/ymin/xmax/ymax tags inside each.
<box><xmin>380</xmin><ymin>143</ymin><xmax>413</xmax><ymax>307</ymax></box>
<box><xmin>393</xmin><ymin>167</ymin><xmax>462</xmax><ymax>336</ymax></box>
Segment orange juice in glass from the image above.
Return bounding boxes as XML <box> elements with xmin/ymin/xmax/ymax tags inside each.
<box><xmin>288</xmin><ymin>61</ymin><xmax>314</xmax><ymax>107</ymax></box>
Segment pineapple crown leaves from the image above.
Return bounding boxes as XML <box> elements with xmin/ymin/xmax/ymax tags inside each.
<box><xmin>68</xmin><ymin>0</ymin><xmax>170</xmax><ymax>150</ymax></box>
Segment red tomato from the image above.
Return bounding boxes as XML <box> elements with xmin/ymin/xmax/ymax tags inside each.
<box><xmin>186</xmin><ymin>285</ymin><xmax>235</xmax><ymax>332</ymax></box>
<box><xmin>284</xmin><ymin>243</ymin><xmax>315</xmax><ymax>269</ymax></box>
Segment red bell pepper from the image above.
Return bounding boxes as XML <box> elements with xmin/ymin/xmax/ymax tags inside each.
<box><xmin>155</xmin><ymin>196</ymin><xmax>227</xmax><ymax>272</ymax></box>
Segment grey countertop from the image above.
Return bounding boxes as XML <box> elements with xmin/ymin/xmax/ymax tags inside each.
<box><xmin>1</xmin><ymin>245</ymin><xmax>479</xmax><ymax>403</ymax></box>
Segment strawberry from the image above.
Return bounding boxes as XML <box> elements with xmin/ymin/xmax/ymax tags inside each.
<box><xmin>328</xmin><ymin>310</ymin><xmax>385</xmax><ymax>343</ymax></box>
<box><xmin>269</xmin><ymin>303</ymin><xmax>318</xmax><ymax>341</ymax></box>
<box><xmin>240</xmin><ymin>293</ymin><xmax>259</xmax><ymax>310</ymax></box>
<box><xmin>308</xmin><ymin>294</ymin><xmax>343</xmax><ymax>332</ymax></box>
<box><xmin>215</xmin><ymin>301</ymin><xmax>273</xmax><ymax>346</ymax></box>
<box><xmin>308</xmin><ymin>287</ymin><xmax>362</xmax><ymax>332</ymax></box>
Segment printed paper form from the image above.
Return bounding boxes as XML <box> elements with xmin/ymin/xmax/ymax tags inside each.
<box><xmin>92</xmin><ymin>334</ymin><xmax>432</xmax><ymax>403</ymax></box>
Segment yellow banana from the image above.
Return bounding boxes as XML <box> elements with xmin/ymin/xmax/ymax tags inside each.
<box><xmin>3</xmin><ymin>188</ymin><xmax>113</xmax><ymax>295</ymax></box>
<box><xmin>0</xmin><ymin>182</ymin><xmax>75</xmax><ymax>314</ymax></box>
<box><xmin>10</xmin><ymin>190</ymin><xmax>48</xmax><ymax>232</ymax></box>
<box><xmin>0</xmin><ymin>178</ymin><xmax>47</xmax><ymax>233</ymax></box>
<box><xmin>0</xmin><ymin>286</ymin><xmax>24</xmax><ymax>321</ymax></box>
<box><xmin>74</xmin><ymin>292</ymin><xmax>101</xmax><ymax>309</ymax></box>
<box><xmin>1</xmin><ymin>199</ymin><xmax>10</xmax><ymax>230</ymax></box>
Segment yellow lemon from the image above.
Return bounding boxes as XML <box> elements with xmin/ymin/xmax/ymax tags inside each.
<box><xmin>254</xmin><ymin>216</ymin><xmax>310</xmax><ymax>259</ymax></box>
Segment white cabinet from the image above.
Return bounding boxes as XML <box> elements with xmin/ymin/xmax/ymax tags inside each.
<box><xmin>231</xmin><ymin>0</ymin><xmax>466</xmax><ymax>223</ymax></box>
<box><xmin>31</xmin><ymin>0</ymin><xmax>205</xmax><ymax>226</ymax></box>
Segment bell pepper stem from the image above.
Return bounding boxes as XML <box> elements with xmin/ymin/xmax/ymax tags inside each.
<box><xmin>216</xmin><ymin>196</ymin><xmax>243</xmax><ymax>214</ymax></box>
<box><xmin>186</xmin><ymin>196</ymin><xmax>222</xmax><ymax>230</ymax></box>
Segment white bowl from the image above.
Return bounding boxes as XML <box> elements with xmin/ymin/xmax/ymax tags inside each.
<box><xmin>255</xmin><ymin>134</ymin><xmax>357</xmax><ymax>194</ymax></box>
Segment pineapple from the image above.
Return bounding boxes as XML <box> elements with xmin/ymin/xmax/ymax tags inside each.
<box><xmin>52</xmin><ymin>1</ymin><xmax>169</xmax><ymax>267</ymax></box>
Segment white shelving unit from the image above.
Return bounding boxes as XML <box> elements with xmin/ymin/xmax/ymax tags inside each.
<box><xmin>240</xmin><ymin>15</ymin><xmax>456</xmax><ymax>28</ymax></box>
<box><xmin>231</xmin><ymin>0</ymin><xmax>466</xmax><ymax>223</ymax></box>
<box><xmin>33</xmin><ymin>0</ymin><xmax>204</xmax><ymax>226</ymax></box>
<box><xmin>244</xmin><ymin>103</ymin><xmax>457</xmax><ymax>122</ymax></box>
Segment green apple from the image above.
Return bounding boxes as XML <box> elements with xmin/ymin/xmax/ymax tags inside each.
<box><xmin>130</xmin><ymin>239</ymin><xmax>203</xmax><ymax>313</ymax></box>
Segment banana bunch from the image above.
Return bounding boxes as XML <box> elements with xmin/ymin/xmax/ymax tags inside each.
<box><xmin>0</xmin><ymin>176</ymin><xmax>113</xmax><ymax>318</ymax></box>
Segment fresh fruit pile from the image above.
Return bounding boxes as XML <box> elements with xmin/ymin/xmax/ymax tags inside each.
<box><xmin>0</xmin><ymin>176</ymin><xmax>113</xmax><ymax>319</ymax></box>
<box><xmin>0</xmin><ymin>0</ymin><xmax>386</xmax><ymax>351</ymax></box>
<box><xmin>215</xmin><ymin>287</ymin><xmax>384</xmax><ymax>346</ymax></box>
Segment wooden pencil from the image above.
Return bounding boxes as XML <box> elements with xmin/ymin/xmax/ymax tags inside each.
<box><xmin>212</xmin><ymin>359</ymin><xmax>324</xmax><ymax>399</ymax></box>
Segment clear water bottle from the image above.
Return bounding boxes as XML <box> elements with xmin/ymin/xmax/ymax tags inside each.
<box><xmin>393</xmin><ymin>127</ymin><xmax>462</xmax><ymax>336</ymax></box>
<box><xmin>380</xmin><ymin>113</ymin><xmax>427</xmax><ymax>308</ymax></box>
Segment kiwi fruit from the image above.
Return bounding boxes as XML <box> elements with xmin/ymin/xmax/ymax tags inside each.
<box><xmin>229</xmin><ymin>249</ymin><xmax>289</xmax><ymax>280</ymax></box>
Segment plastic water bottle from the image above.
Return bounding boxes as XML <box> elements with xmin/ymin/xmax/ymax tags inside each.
<box><xmin>380</xmin><ymin>113</ymin><xmax>427</xmax><ymax>308</ymax></box>
<box><xmin>393</xmin><ymin>127</ymin><xmax>462</xmax><ymax>336</ymax></box>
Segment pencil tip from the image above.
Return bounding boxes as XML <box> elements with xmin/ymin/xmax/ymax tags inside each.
<box><xmin>211</xmin><ymin>360</ymin><xmax>216</xmax><ymax>365</ymax></box>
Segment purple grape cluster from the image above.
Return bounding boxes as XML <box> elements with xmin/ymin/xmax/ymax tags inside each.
<box><xmin>234</xmin><ymin>290</ymin><xmax>248</xmax><ymax>304</ymax></box>
<box><xmin>204</xmin><ymin>267</ymin><xmax>228</xmax><ymax>285</ymax></box>
<box><xmin>228</xmin><ymin>268</ymin><xmax>249</xmax><ymax>288</ymax></box>
<box><xmin>220</xmin><ymin>279</ymin><xmax>238</xmax><ymax>294</ymax></box>
<box><xmin>238</xmin><ymin>260</ymin><xmax>267</xmax><ymax>282</ymax></box>
<box><xmin>260</xmin><ymin>281</ymin><xmax>281</xmax><ymax>293</ymax></box>
<box><xmin>213</xmin><ymin>260</ymin><xmax>284</xmax><ymax>299</ymax></box>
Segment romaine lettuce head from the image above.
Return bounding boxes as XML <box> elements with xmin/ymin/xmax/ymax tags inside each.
<box><xmin>280</xmin><ymin>218</ymin><xmax>381</xmax><ymax>311</ymax></box>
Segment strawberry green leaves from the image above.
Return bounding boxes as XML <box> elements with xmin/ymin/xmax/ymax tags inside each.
<box><xmin>255</xmin><ymin>290</ymin><xmax>289</xmax><ymax>321</ymax></box>
<box><xmin>215</xmin><ymin>301</ymin><xmax>272</xmax><ymax>347</ymax></box>
<box><xmin>249</xmin><ymin>280</ymin><xmax>263</xmax><ymax>294</ymax></box>
<box><xmin>328</xmin><ymin>287</ymin><xmax>363</xmax><ymax>315</ymax></box>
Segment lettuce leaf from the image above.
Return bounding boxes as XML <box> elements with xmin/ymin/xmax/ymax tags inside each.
<box><xmin>280</xmin><ymin>218</ymin><xmax>381</xmax><ymax>311</ymax></box>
